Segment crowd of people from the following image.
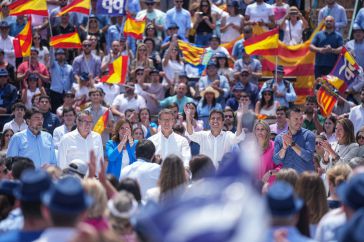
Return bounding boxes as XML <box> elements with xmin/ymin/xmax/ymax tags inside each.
<box><xmin>0</xmin><ymin>0</ymin><xmax>364</xmax><ymax>241</ymax></box>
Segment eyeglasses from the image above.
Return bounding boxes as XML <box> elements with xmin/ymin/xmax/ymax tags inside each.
<box><xmin>358</xmin><ymin>135</ymin><xmax>364</xmax><ymax>140</ymax></box>
<box><xmin>83</xmin><ymin>44</ymin><xmax>91</xmax><ymax>47</ymax></box>
<box><xmin>136</xmin><ymin>72</ymin><xmax>144</xmax><ymax>76</ymax></box>
<box><xmin>146</xmin><ymin>2</ymin><xmax>155</xmax><ymax>5</ymax></box>
<box><xmin>79</xmin><ymin>120</ymin><xmax>93</xmax><ymax>125</ymax></box>
<box><xmin>263</xmin><ymin>93</ymin><xmax>272</xmax><ymax>96</ymax></box>
<box><xmin>315</xmin><ymin>141</ymin><xmax>321</xmax><ymax>145</ymax></box>
<box><xmin>134</xmin><ymin>132</ymin><xmax>143</xmax><ymax>135</ymax></box>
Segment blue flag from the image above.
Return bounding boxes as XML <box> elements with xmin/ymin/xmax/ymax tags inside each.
<box><xmin>96</xmin><ymin>0</ymin><xmax>126</xmax><ymax>16</ymax></box>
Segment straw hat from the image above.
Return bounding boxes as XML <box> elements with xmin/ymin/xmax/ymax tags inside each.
<box><xmin>200</xmin><ymin>86</ymin><xmax>220</xmax><ymax>99</ymax></box>
<box><xmin>288</xmin><ymin>6</ymin><xmax>299</xmax><ymax>14</ymax></box>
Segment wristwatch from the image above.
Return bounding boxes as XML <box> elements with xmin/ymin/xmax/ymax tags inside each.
<box><xmin>291</xmin><ymin>141</ymin><xmax>296</xmax><ymax>147</ymax></box>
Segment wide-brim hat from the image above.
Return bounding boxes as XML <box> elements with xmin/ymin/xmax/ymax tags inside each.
<box><xmin>337</xmin><ymin>173</ymin><xmax>364</xmax><ymax>210</ymax></box>
<box><xmin>14</xmin><ymin>169</ymin><xmax>52</xmax><ymax>202</ymax></box>
<box><xmin>42</xmin><ymin>176</ymin><xmax>93</xmax><ymax>214</ymax></box>
<box><xmin>266</xmin><ymin>181</ymin><xmax>304</xmax><ymax>216</ymax></box>
<box><xmin>200</xmin><ymin>86</ymin><xmax>220</xmax><ymax>99</ymax></box>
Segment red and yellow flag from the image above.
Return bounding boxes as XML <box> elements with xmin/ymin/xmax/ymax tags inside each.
<box><xmin>101</xmin><ymin>55</ymin><xmax>128</xmax><ymax>84</ymax></box>
<box><xmin>56</xmin><ymin>0</ymin><xmax>90</xmax><ymax>16</ymax></box>
<box><xmin>317</xmin><ymin>86</ymin><xmax>337</xmax><ymax>117</ymax></box>
<box><xmin>50</xmin><ymin>32</ymin><xmax>82</xmax><ymax>49</ymax></box>
<box><xmin>93</xmin><ymin>110</ymin><xmax>109</xmax><ymax>134</ymax></box>
<box><xmin>124</xmin><ymin>14</ymin><xmax>146</xmax><ymax>40</ymax></box>
<box><xmin>244</xmin><ymin>28</ymin><xmax>279</xmax><ymax>56</ymax></box>
<box><xmin>13</xmin><ymin>16</ymin><xmax>32</xmax><ymax>58</ymax></box>
<box><xmin>9</xmin><ymin>0</ymin><xmax>48</xmax><ymax>16</ymax></box>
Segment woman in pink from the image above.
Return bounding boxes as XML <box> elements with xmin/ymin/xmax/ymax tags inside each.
<box><xmin>254</xmin><ymin>120</ymin><xmax>278</xmax><ymax>180</ymax></box>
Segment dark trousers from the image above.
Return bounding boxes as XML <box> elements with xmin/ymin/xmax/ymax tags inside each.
<box><xmin>49</xmin><ymin>90</ymin><xmax>64</xmax><ymax>113</ymax></box>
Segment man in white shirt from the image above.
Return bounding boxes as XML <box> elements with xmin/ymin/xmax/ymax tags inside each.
<box><xmin>58</xmin><ymin>110</ymin><xmax>103</xmax><ymax>171</ymax></box>
<box><xmin>53</xmin><ymin>107</ymin><xmax>76</xmax><ymax>150</ymax></box>
<box><xmin>348</xmin><ymin>88</ymin><xmax>364</xmax><ymax>133</ymax></box>
<box><xmin>3</xmin><ymin>102</ymin><xmax>27</xmax><ymax>133</ymax></box>
<box><xmin>185</xmin><ymin>106</ymin><xmax>245</xmax><ymax>167</ymax></box>
<box><xmin>121</xmin><ymin>139</ymin><xmax>160</xmax><ymax>198</ymax></box>
<box><xmin>148</xmin><ymin>109</ymin><xmax>191</xmax><ymax>165</ymax></box>
<box><xmin>245</xmin><ymin>0</ymin><xmax>275</xmax><ymax>31</ymax></box>
<box><xmin>0</xmin><ymin>21</ymin><xmax>15</xmax><ymax>67</ymax></box>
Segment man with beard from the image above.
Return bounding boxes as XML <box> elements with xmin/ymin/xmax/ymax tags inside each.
<box><xmin>302</xmin><ymin>96</ymin><xmax>324</xmax><ymax>134</ymax></box>
<box><xmin>273</xmin><ymin>106</ymin><xmax>316</xmax><ymax>173</ymax></box>
<box><xmin>7</xmin><ymin>107</ymin><xmax>57</xmax><ymax>168</ymax></box>
<box><xmin>349</xmin><ymin>88</ymin><xmax>364</xmax><ymax>133</ymax></box>
<box><xmin>310</xmin><ymin>16</ymin><xmax>343</xmax><ymax>78</ymax></box>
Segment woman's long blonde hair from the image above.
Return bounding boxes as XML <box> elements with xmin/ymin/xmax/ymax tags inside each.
<box><xmin>254</xmin><ymin>120</ymin><xmax>271</xmax><ymax>151</ymax></box>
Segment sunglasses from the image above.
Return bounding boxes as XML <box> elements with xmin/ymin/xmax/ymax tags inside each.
<box><xmin>136</xmin><ymin>72</ymin><xmax>144</xmax><ymax>76</ymax></box>
<box><xmin>242</xmin><ymin>95</ymin><xmax>248</xmax><ymax>98</ymax></box>
<box><xmin>146</xmin><ymin>2</ymin><xmax>155</xmax><ymax>5</ymax></box>
<box><xmin>315</xmin><ymin>141</ymin><xmax>322</xmax><ymax>145</ymax></box>
<box><xmin>263</xmin><ymin>93</ymin><xmax>272</xmax><ymax>96</ymax></box>
<box><xmin>358</xmin><ymin>135</ymin><xmax>364</xmax><ymax>140</ymax></box>
<box><xmin>83</xmin><ymin>44</ymin><xmax>91</xmax><ymax>47</ymax></box>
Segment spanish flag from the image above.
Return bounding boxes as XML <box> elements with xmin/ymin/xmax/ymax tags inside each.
<box><xmin>50</xmin><ymin>32</ymin><xmax>82</xmax><ymax>49</ymax></box>
<box><xmin>101</xmin><ymin>55</ymin><xmax>128</xmax><ymax>84</ymax></box>
<box><xmin>56</xmin><ymin>0</ymin><xmax>90</xmax><ymax>16</ymax></box>
<box><xmin>93</xmin><ymin>110</ymin><xmax>109</xmax><ymax>134</ymax></box>
<box><xmin>124</xmin><ymin>14</ymin><xmax>146</xmax><ymax>40</ymax></box>
<box><xmin>244</xmin><ymin>28</ymin><xmax>279</xmax><ymax>56</ymax></box>
<box><xmin>9</xmin><ymin>0</ymin><xmax>48</xmax><ymax>16</ymax></box>
<box><xmin>317</xmin><ymin>86</ymin><xmax>337</xmax><ymax>117</ymax></box>
<box><xmin>13</xmin><ymin>16</ymin><xmax>32</xmax><ymax>58</ymax></box>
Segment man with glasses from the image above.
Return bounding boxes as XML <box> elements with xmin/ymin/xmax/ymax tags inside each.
<box><xmin>232</xmin><ymin>25</ymin><xmax>253</xmax><ymax>60</ymax></box>
<box><xmin>148</xmin><ymin>109</ymin><xmax>191</xmax><ymax>165</ymax></box>
<box><xmin>233</xmin><ymin>48</ymin><xmax>262</xmax><ymax>85</ymax></box>
<box><xmin>7</xmin><ymin>108</ymin><xmax>57</xmax><ymax>168</ymax></box>
<box><xmin>223</xmin><ymin>107</ymin><xmax>236</xmax><ymax>133</ymax></box>
<box><xmin>58</xmin><ymin>110</ymin><xmax>103</xmax><ymax>170</ymax></box>
<box><xmin>72</xmin><ymin>39</ymin><xmax>101</xmax><ymax>83</ymax></box>
<box><xmin>165</xmin><ymin>0</ymin><xmax>191</xmax><ymax>39</ymax></box>
<box><xmin>0</xmin><ymin>21</ymin><xmax>15</xmax><ymax>67</ymax></box>
<box><xmin>136</xmin><ymin>0</ymin><xmax>166</xmax><ymax>37</ymax></box>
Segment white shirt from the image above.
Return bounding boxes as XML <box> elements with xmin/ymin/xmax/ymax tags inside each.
<box><xmin>148</xmin><ymin>131</ymin><xmax>191</xmax><ymax>166</ymax></box>
<box><xmin>121</xmin><ymin>158</ymin><xmax>161</xmax><ymax>198</ymax></box>
<box><xmin>314</xmin><ymin>208</ymin><xmax>346</xmax><ymax>242</ymax></box>
<box><xmin>205</xmin><ymin>46</ymin><xmax>230</xmax><ymax>57</ymax></box>
<box><xmin>26</xmin><ymin>88</ymin><xmax>41</xmax><ymax>109</ymax></box>
<box><xmin>34</xmin><ymin>228</ymin><xmax>77</xmax><ymax>242</ymax></box>
<box><xmin>3</xmin><ymin>119</ymin><xmax>27</xmax><ymax>133</ymax></box>
<box><xmin>112</xmin><ymin>94</ymin><xmax>146</xmax><ymax>115</ymax></box>
<box><xmin>186</xmin><ymin>130</ymin><xmax>245</xmax><ymax>167</ymax></box>
<box><xmin>95</xmin><ymin>82</ymin><xmax>120</xmax><ymax>106</ymax></box>
<box><xmin>349</xmin><ymin>104</ymin><xmax>364</xmax><ymax>133</ymax></box>
<box><xmin>58</xmin><ymin>129</ymin><xmax>103</xmax><ymax>171</ymax></box>
<box><xmin>53</xmin><ymin>124</ymin><xmax>72</xmax><ymax>150</ymax></box>
<box><xmin>0</xmin><ymin>35</ymin><xmax>15</xmax><ymax>67</ymax></box>
<box><xmin>245</xmin><ymin>2</ymin><xmax>274</xmax><ymax>25</ymax></box>
<box><xmin>282</xmin><ymin>19</ymin><xmax>304</xmax><ymax>46</ymax></box>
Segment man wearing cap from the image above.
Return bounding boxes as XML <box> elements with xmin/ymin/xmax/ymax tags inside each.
<box><xmin>198</xmin><ymin>60</ymin><xmax>230</xmax><ymax>105</ymax></box>
<box><xmin>165</xmin><ymin>0</ymin><xmax>191</xmax><ymax>39</ymax></box>
<box><xmin>245</xmin><ymin>0</ymin><xmax>275</xmax><ymax>31</ymax></box>
<box><xmin>265</xmin><ymin>181</ymin><xmax>313</xmax><ymax>242</ymax></box>
<box><xmin>58</xmin><ymin>110</ymin><xmax>103</xmax><ymax>171</ymax></box>
<box><xmin>185</xmin><ymin>106</ymin><xmax>245</xmax><ymax>167</ymax></box>
<box><xmin>161</xmin><ymin>23</ymin><xmax>187</xmax><ymax>50</ymax></box>
<box><xmin>62</xmin><ymin>159</ymin><xmax>88</xmax><ymax>179</ymax></box>
<box><xmin>49</xmin><ymin>48</ymin><xmax>74</xmax><ymax>113</ymax></box>
<box><xmin>53</xmin><ymin>107</ymin><xmax>76</xmax><ymax>151</ymax></box>
<box><xmin>3</xmin><ymin>102</ymin><xmax>28</xmax><ymax>133</ymax></box>
<box><xmin>259</xmin><ymin>66</ymin><xmax>296</xmax><ymax>108</ymax></box>
<box><xmin>205</xmin><ymin>35</ymin><xmax>230</xmax><ymax>56</ymax></box>
<box><xmin>0</xmin><ymin>170</ymin><xmax>52</xmax><ymax>242</ymax></box>
<box><xmin>34</xmin><ymin>176</ymin><xmax>92</xmax><ymax>242</ymax></box>
<box><xmin>233</xmin><ymin>49</ymin><xmax>262</xmax><ymax>85</ymax></box>
<box><xmin>0</xmin><ymin>20</ymin><xmax>15</xmax><ymax>67</ymax></box>
<box><xmin>17</xmin><ymin>48</ymin><xmax>50</xmax><ymax>88</ymax></box>
<box><xmin>318</xmin><ymin>0</ymin><xmax>347</xmax><ymax>34</ymax></box>
<box><xmin>7</xmin><ymin>108</ymin><xmax>58</xmax><ymax>169</ymax></box>
<box><xmin>0</xmin><ymin>68</ymin><xmax>17</xmax><ymax>117</ymax></box>
<box><xmin>136</xmin><ymin>0</ymin><xmax>166</xmax><ymax>37</ymax></box>
<box><xmin>310</xmin><ymin>16</ymin><xmax>343</xmax><ymax>79</ymax></box>
<box><xmin>0</xmin><ymin>48</ymin><xmax>15</xmax><ymax>87</ymax></box>
<box><xmin>160</xmin><ymin>82</ymin><xmax>194</xmax><ymax>113</ymax></box>
<box><xmin>73</xmin><ymin>39</ymin><xmax>101</xmax><ymax>83</ymax></box>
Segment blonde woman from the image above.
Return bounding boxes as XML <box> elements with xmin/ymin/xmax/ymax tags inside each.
<box><xmin>130</xmin><ymin>43</ymin><xmax>154</xmax><ymax>75</ymax></box>
<box><xmin>326</xmin><ymin>164</ymin><xmax>352</xmax><ymax>209</ymax></box>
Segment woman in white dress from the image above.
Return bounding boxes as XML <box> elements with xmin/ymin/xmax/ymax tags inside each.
<box><xmin>280</xmin><ymin>6</ymin><xmax>308</xmax><ymax>46</ymax></box>
<box><xmin>220</xmin><ymin>1</ymin><xmax>244</xmax><ymax>44</ymax></box>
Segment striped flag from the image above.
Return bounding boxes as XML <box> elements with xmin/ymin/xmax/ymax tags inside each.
<box><xmin>56</xmin><ymin>0</ymin><xmax>90</xmax><ymax>16</ymax></box>
<box><xmin>178</xmin><ymin>40</ymin><xmax>206</xmax><ymax>66</ymax></box>
<box><xmin>317</xmin><ymin>86</ymin><xmax>337</xmax><ymax>117</ymax></box>
<box><xmin>9</xmin><ymin>0</ymin><xmax>48</xmax><ymax>16</ymax></box>
<box><xmin>101</xmin><ymin>55</ymin><xmax>128</xmax><ymax>84</ymax></box>
<box><xmin>93</xmin><ymin>109</ymin><xmax>109</xmax><ymax>134</ymax></box>
<box><xmin>124</xmin><ymin>14</ymin><xmax>146</xmax><ymax>40</ymax></box>
<box><xmin>50</xmin><ymin>32</ymin><xmax>82</xmax><ymax>49</ymax></box>
<box><xmin>13</xmin><ymin>16</ymin><xmax>32</xmax><ymax>58</ymax></box>
<box><xmin>244</xmin><ymin>28</ymin><xmax>279</xmax><ymax>56</ymax></box>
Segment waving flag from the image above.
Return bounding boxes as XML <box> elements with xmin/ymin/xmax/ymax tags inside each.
<box><xmin>101</xmin><ymin>55</ymin><xmax>128</xmax><ymax>84</ymax></box>
<box><xmin>50</xmin><ymin>32</ymin><xmax>82</xmax><ymax>48</ymax></box>
<box><xmin>56</xmin><ymin>0</ymin><xmax>90</xmax><ymax>16</ymax></box>
<box><xmin>13</xmin><ymin>16</ymin><xmax>32</xmax><ymax>58</ymax></box>
<box><xmin>317</xmin><ymin>86</ymin><xmax>337</xmax><ymax>117</ymax></box>
<box><xmin>9</xmin><ymin>0</ymin><xmax>48</xmax><ymax>16</ymax></box>
<box><xmin>244</xmin><ymin>28</ymin><xmax>279</xmax><ymax>56</ymax></box>
<box><xmin>93</xmin><ymin>109</ymin><xmax>109</xmax><ymax>134</ymax></box>
<box><xmin>325</xmin><ymin>47</ymin><xmax>361</xmax><ymax>94</ymax></box>
<box><xmin>124</xmin><ymin>14</ymin><xmax>146</xmax><ymax>40</ymax></box>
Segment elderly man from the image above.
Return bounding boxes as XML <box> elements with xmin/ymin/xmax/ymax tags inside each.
<box><xmin>58</xmin><ymin>110</ymin><xmax>103</xmax><ymax>171</ymax></box>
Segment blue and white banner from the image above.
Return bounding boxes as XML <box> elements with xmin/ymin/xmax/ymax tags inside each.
<box><xmin>96</xmin><ymin>0</ymin><xmax>126</xmax><ymax>16</ymax></box>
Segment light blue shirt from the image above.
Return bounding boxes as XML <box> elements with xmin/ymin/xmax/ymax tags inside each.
<box><xmin>160</xmin><ymin>95</ymin><xmax>194</xmax><ymax>113</ymax></box>
<box><xmin>7</xmin><ymin>129</ymin><xmax>57</xmax><ymax>168</ymax></box>
<box><xmin>198</xmin><ymin>75</ymin><xmax>230</xmax><ymax>99</ymax></box>
<box><xmin>197</xmin><ymin>101</ymin><xmax>223</xmax><ymax>129</ymax></box>
<box><xmin>50</xmin><ymin>61</ymin><xmax>74</xmax><ymax>94</ymax></box>
<box><xmin>106</xmin><ymin>23</ymin><xmax>124</xmax><ymax>52</ymax></box>
<box><xmin>355</xmin><ymin>8</ymin><xmax>364</xmax><ymax>30</ymax></box>
<box><xmin>318</xmin><ymin>3</ymin><xmax>347</xmax><ymax>33</ymax></box>
<box><xmin>259</xmin><ymin>79</ymin><xmax>297</xmax><ymax>107</ymax></box>
<box><xmin>165</xmin><ymin>7</ymin><xmax>192</xmax><ymax>37</ymax></box>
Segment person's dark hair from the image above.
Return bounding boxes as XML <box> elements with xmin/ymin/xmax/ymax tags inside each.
<box><xmin>106</xmin><ymin>174</ymin><xmax>119</xmax><ymax>189</ymax></box>
<box><xmin>199</xmin><ymin>0</ymin><xmax>212</xmax><ymax>16</ymax></box>
<box><xmin>117</xmin><ymin>178</ymin><xmax>142</xmax><ymax>203</ymax></box>
<box><xmin>167</xmin><ymin>103</ymin><xmax>179</xmax><ymax>111</ymax></box>
<box><xmin>31</xmin><ymin>93</ymin><xmax>42</xmax><ymax>106</ymax></box>
<box><xmin>125</xmin><ymin>108</ymin><xmax>136</xmax><ymax>118</ymax></box>
<box><xmin>10</xmin><ymin>157</ymin><xmax>35</xmax><ymax>179</ymax></box>
<box><xmin>38</xmin><ymin>95</ymin><xmax>51</xmax><ymax>103</ymax></box>
<box><xmin>135</xmin><ymin>140</ymin><xmax>155</xmax><ymax>161</ymax></box>
<box><xmin>323</xmin><ymin>115</ymin><xmax>337</xmax><ymax>134</ymax></box>
<box><xmin>202</xmin><ymin>93</ymin><xmax>217</xmax><ymax>107</ymax></box>
<box><xmin>20</xmin><ymin>201</ymin><xmax>43</xmax><ymax>219</ymax></box>
<box><xmin>216</xmin><ymin>55</ymin><xmax>229</xmax><ymax>68</ymax></box>
<box><xmin>189</xmin><ymin>155</ymin><xmax>216</xmax><ymax>181</ymax></box>
<box><xmin>182</xmin><ymin>102</ymin><xmax>198</xmax><ymax>120</ymax></box>
<box><xmin>305</xmin><ymin>95</ymin><xmax>317</xmax><ymax>104</ymax></box>
<box><xmin>31</xmin><ymin>31</ymin><xmax>44</xmax><ymax>50</ymax></box>
<box><xmin>143</xmin><ymin>37</ymin><xmax>156</xmax><ymax>48</ymax></box>
<box><xmin>209</xmin><ymin>109</ymin><xmax>225</xmax><ymax>121</ymax></box>
<box><xmin>286</xmin><ymin>106</ymin><xmax>302</xmax><ymax>119</ymax></box>
<box><xmin>62</xmin><ymin>107</ymin><xmax>76</xmax><ymax>117</ymax></box>
<box><xmin>138</xmin><ymin>108</ymin><xmax>151</xmax><ymax>122</ymax></box>
<box><xmin>296</xmin><ymin>203</ymin><xmax>311</xmax><ymax>237</ymax></box>
<box><xmin>88</xmin><ymin>87</ymin><xmax>103</xmax><ymax>97</ymax></box>
<box><xmin>49</xmin><ymin>211</ymin><xmax>79</xmax><ymax>227</ymax></box>
<box><xmin>260</xmin><ymin>89</ymin><xmax>274</xmax><ymax>110</ymax></box>
<box><xmin>337</xmin><ymin>118</ymin><xmax>356</xmax><ymax>145</ymax></box>
<box><xmin>243</xmin><ymin>25</ymin><xmax>253</xmax><ymax>34</ymax></box>
<box><xmin>276</xmin><ymin>105</ymin><xmax>288</xmax><ymax>114</ymax></box>
<box><xmin>172</xmin><ymin>123</ymin><xmax>185</xmax><ymax>135</ymax></box>
<box><xmin>25</xmin><ymin>107</ymin><xmax>43</xmax><ymax>120</ymax></box>
<box><xmin>12</xmin><ymin>102</ymin><xmax>26</xmax><ymax>112</ymax></box>
<box><xmin>0</xmin><ymin>129</ymin><xmax>14</xmax><ymax>150</ymax></box>
<box><xmin>112</xmin><ymin>119</ymin><xmax>132</xmax><ymax>143</ymax></box>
